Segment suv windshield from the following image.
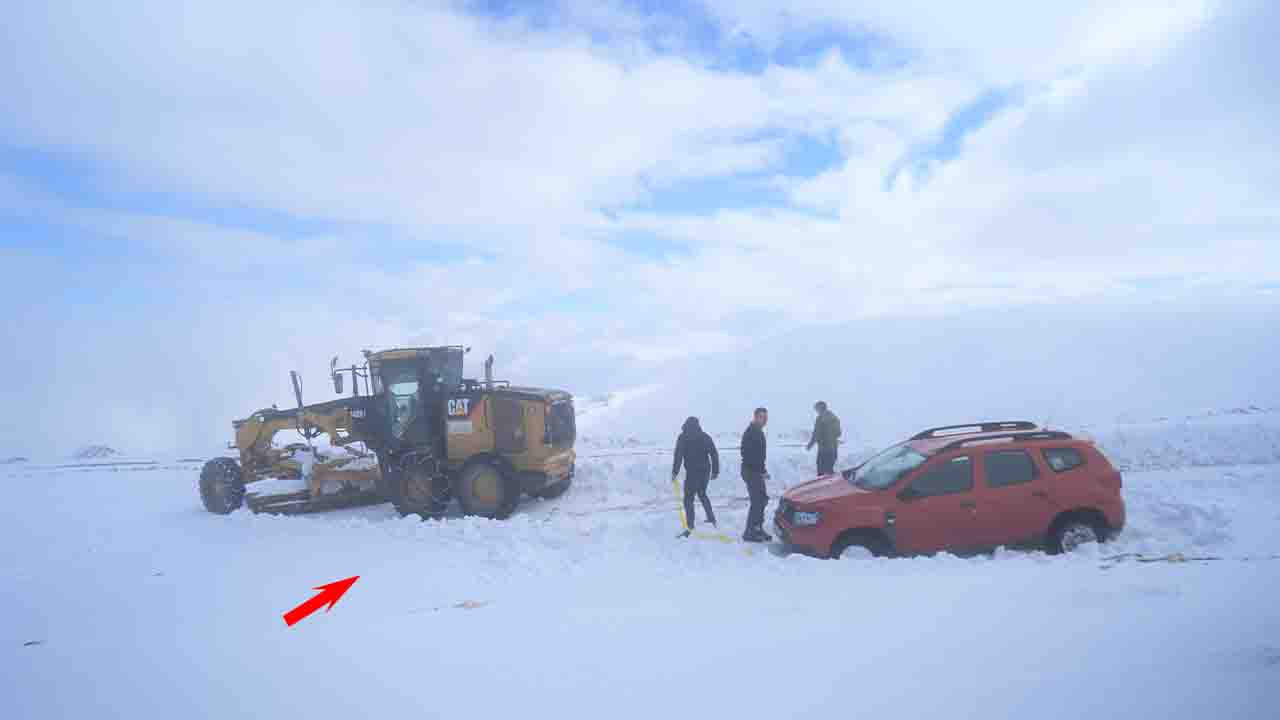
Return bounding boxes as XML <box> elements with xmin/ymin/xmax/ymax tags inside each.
<box><xmin>850</xmin><ymin>443</ymin><xmax>928</xmax><ymax>490</ymax></box>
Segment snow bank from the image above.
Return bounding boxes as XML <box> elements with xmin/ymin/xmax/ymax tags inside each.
<box><xmin>576</xmin><ymin>302</ymin><xmax>1280</xmax><ymax>446</ymax></box>
<box><xmin>1086</xmin><ymin>408</ymin><xmax>1280</xmax><ymax>470</ymax></box>
<box><xmin>3</xmin><ymin>458</ymin><xmax>1279</xmax><ymax>719</ymax></box>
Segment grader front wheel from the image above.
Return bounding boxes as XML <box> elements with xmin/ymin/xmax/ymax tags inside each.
<box><xmin>199</xmin><ymin>457</ymin><xmax>245</xmax><ymax>514</ymax></box>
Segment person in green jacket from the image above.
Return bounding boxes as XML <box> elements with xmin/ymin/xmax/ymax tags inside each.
<box><xmin>806</xmin><ymin>401</ymin><xmax>842</xmax><ymax>476</ymax></box>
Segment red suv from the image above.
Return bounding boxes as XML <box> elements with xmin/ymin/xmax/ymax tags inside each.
<box><xmin>775</xmin><ymin>421</ymin><xmax>1125</xmax><ymax>558</ymax></box>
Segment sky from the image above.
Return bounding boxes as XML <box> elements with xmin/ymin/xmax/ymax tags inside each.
<box><xmin>1</xmin><ymin>0</ymin><xmax>1278</xmax><ymax>455</ymax></box>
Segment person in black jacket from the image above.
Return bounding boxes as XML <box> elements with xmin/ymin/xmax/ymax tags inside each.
<box><xmin>672</xmin><ymin>416</ymin><xmax>719</xmax><ymax>536</ymax></box>
<box><xmin>740</xmin><ymin>407</ymin><xmax>772</xmax><ymax>542</ymax></box>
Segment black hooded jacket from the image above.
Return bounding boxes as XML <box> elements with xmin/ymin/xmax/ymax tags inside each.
<box><xmin>672</xmin><ymin>417</ymin><xmax>720</xmax><ymax>478</ymax></box>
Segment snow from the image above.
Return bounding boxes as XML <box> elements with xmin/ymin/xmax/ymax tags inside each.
<box><xmin>246</xmin><ymin>476</ymin><xmax>307</xmax><ymax>496</ymax></box>
<box><xmin>3</xmin><ymin>407</ymin><xmax>1279</xmax><ymax>718</ymax></box>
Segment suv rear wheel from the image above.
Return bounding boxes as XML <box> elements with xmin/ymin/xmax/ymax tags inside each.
<box><xmin>1050</xmin><ymin>517</ymin><xmax>1103</xmax><ymax>554</ymax></box>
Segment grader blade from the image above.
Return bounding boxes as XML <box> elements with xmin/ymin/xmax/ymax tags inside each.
<box><xmin>245</xmin><ymin>488</ymin><xmax>384</xmax><ymax>515</ymax></box>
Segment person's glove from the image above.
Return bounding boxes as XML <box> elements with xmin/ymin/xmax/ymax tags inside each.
<box><xmin>671</xmin><ymin>473</ymin><xmax>679</xmax><ymax>482</ymax></box>
<box><xmin>806</xmin><ymin>442</ymin><xmax>814</xmax><ymax>451</ymax></box>
<box><xmin>712</xmin><ymin>473</ymin><xmax>719</xmax><ymax>480</ymax></box>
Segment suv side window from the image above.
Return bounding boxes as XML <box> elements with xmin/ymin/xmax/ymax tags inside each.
<box><xmin>984</xmin><ymin>450</ymin><xmax>1038</xmax><ymax>488</ymax></box>
<box><xmin>1042</xmin><ymin>447</ymin><xmax>1085</xmax><ymax>473</ymax></box>
<box><xmin>909</xmin><ymin>456</ymin><xmax>973</xmax><ymax>497</ymax></box>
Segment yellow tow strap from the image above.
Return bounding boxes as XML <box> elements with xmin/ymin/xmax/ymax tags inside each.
<box><xmin>672</xmin><ymin>477</ymin><xmax>740</xmax><ymax>545</ymax></box>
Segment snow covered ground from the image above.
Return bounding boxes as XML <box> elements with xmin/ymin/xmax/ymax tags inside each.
<box><xmin>3</xmin><ymin>412</ymin><xmax>1279</xmax><ymax>718</ymax></box>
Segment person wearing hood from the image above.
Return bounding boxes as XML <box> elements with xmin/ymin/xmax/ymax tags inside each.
<box><xmin>672</xmin><ymin>416</ymin><xmax>720</xmax><ymax>536</ymax></box>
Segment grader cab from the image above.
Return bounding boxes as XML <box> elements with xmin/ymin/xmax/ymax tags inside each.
<box><xmin>198</xmin><ymin>347</ymin><xmax>576</xmax><ymax>518</ymax></box>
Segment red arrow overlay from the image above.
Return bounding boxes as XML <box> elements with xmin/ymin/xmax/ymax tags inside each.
<box><xmin>282</xmin><ymin>576</ymin><xmax>359</xmax><ymax>627</ymax></box>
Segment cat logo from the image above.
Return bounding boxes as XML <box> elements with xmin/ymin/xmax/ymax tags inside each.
<box><xmin>447</xmin><ymin>398</ymin><xmax>472</xmax><ymax>418</ymax></box>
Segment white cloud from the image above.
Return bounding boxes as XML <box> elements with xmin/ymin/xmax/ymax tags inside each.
<box><xmin>1</xmin><ymin>0</ymin><xmax>1277</xmax><ymax>453</ymax></box>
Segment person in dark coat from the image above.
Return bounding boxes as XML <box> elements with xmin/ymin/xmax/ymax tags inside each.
<box><xmin>740</xmin><ymin>407</ymin><xmax>772</xmax><ymax>542</ymax></box>
<box><xmin>806</xmin><ymin>400</ymin><xmax>842</xmax><ymax>476</ymax></box>
<box><xmin>672</xmin><ymin>416</ymin><xmax>720</xmax><ymax>536</ymax></box>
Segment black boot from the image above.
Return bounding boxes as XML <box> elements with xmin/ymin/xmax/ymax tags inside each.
<box><xmin>742</xmin><ymin>526</ymin><xmax>771</xmax><ymax>543</ymax></box>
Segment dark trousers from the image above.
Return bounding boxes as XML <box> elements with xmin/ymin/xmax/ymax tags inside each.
<box><xmin>742</xmin><ymin>467</ymin><xmax>768</xmax><ymax>530</ymax></box>
<box><xmin>683</xmin><ymin>470</ymin><xmax>716</xmax><ymax>529</ymax></box>
<box><xmin>817</xmin><ymin>446</ymin><xmax>837</xmax><ymax>476</ymax></box>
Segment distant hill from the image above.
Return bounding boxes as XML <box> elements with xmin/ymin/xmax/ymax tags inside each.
<box><xmin>74</xmin><ymin>445</ymin><xmax>121</xmax><ymax>460</ymax></box>
<box><xmin>1</xmin><ymin>456</ymin><xmax>28</xmax><ymax>465</ymax></box>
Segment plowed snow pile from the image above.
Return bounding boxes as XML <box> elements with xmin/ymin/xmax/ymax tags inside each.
<box><xmin>2</xmin><ymin>411</ymin><xmax>1279</xmax><ymax>719</ymax></box>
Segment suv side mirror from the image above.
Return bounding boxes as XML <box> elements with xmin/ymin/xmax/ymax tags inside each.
<box><xmin>333</xmin><ymin>373</ymin><xmax>344</xmax><ymax>395</ymax></box>
<box><xmin>897</xmin><ymin>485</ymin><xmax>921</xmax><ymax>502</ymax></box>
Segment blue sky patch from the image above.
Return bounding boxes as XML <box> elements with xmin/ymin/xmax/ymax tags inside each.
<box><xmin>604</xmin><ymin>229</ymin><xmax>692</xmax><ymax>259</ymax></box>
<box><xmin>0</xmin><ymin>145</ymin><xmax>481</xmax><ymax>267</ymax></box>
<box><xmin>885</xmin><ymin>86</ymin><xmax>1023</xmax><ymax>190</ymax></box>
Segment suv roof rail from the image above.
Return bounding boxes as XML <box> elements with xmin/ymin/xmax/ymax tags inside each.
<box><xmin>938</xmin><ymin>430</ymin><xmax>1073</xmax><ymax>453</ymax></box>
<box><xmin>911</xmin><ymin>421</ymin><xmax>1038</xmax><ymax>440</ymax></box>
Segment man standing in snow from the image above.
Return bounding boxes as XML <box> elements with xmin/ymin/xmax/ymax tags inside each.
<box><xmin>672</xmin><ymin>416</ymin><xmax>720</xmax><ymax>537</ymax></box>
<box><xmin>740</xmin><ymin>407</ymin><xmax>772</xmax><ymax>542</ymax></box>
<box><xmin>806</xmin><ymin>401</ymin><xmax>842</xmax><ymax>476</ymax></box>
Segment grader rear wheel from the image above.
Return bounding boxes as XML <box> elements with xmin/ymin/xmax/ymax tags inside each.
<box><xmin>534</xmin><ymin>476</ymin><xmax>572</xmax><ymax>500</ymax></box>
<box><xmin>456</xmin><ymin>459</ymin><xmax>521</xmax><ymax>519</ymax></box>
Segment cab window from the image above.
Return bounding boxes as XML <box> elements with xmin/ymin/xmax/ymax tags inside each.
<box><xmin>383</xmin><ymin>366</ymin><xmax>421</xmax><ymax>439</ymax></box>
<box><xmin>909</xmin><ymin>456</ymin><xmax>973</xmax><ymax>497</ymax></box>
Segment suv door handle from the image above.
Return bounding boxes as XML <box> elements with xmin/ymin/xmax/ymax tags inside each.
<box><xmin>960</xmin><ymin>501</ymin><xmax>977</xmax><ymax>509</ymax></box>
<box><xmin>1032</xmin><ymin>490</ymin><xmax>1048</xmax><ymax>498</ymax></box>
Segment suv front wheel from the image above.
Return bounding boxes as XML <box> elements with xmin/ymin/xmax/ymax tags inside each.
<box><xmin>831</xmin><ymin>530</ymin><xmax>890</xmax><ymax>559</ymax></box>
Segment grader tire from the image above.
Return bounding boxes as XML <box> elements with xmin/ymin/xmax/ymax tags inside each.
<box><xmin>456</xmin><ymin>459</ymin><xmax>521</xmax><ymax>520</ymax></box>
<box><xmin>535</xmin><ymin>476</ymin><xmax>572</xmax><ymax>500</ymax></box>
<box><xmin>199</xmin><ymin>457</ymin><xmax>245</xmax><ymax>514</ymax></box>
<box><xmin>394</xmin><ymin>463</ymin><xmax>449</xmax><ymax>519</ymax></box>
<box><xmin>375</xmin><ymin>459</ymin><xmax>400</xmax><ymax>502</ymax></box>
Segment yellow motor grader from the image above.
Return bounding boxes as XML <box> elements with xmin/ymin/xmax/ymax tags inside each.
<box><xmin>199</xmin><ymin>347</ymin><xmax>576</xmax><ymax>518</ymax></box>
